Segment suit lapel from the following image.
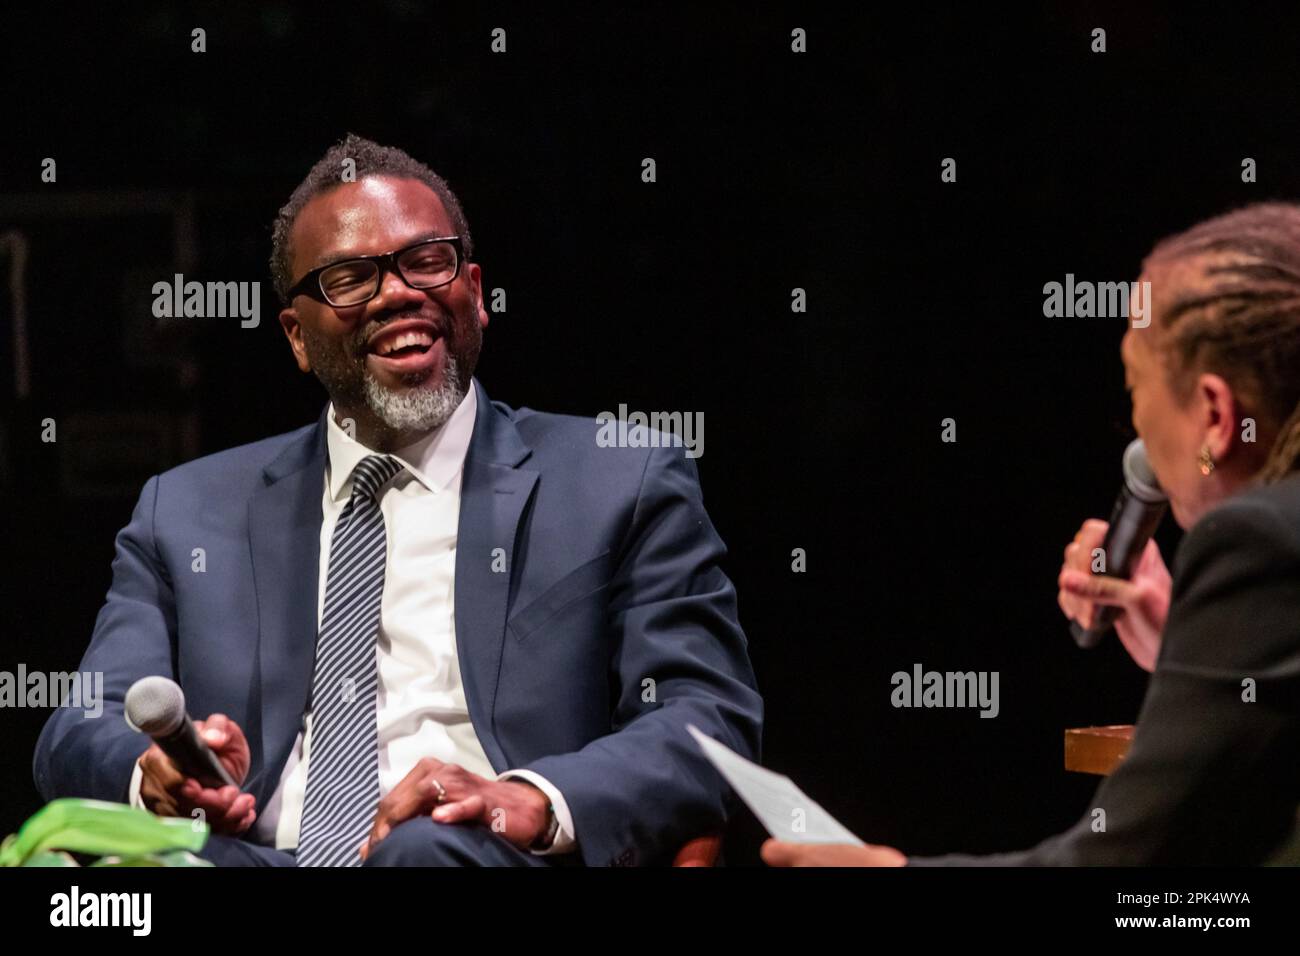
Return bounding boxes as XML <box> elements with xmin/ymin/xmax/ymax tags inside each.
<box><xmin>246</xmin><ymin>411</ymin><xmax>327</xmax><ymax>810</ymax></box>
<box><xmin>454</xmin><ymin>378</ymin><xmax>537</xmax><ymax>772</ymax></box>
<box><xmin>244</xmin><ymin>380</ymin><xmax>536</xmax><ymax>801</ymax></box>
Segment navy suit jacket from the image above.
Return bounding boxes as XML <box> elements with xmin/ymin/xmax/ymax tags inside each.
<box><xmin>33</xmin><ymin>378</ymin><xmax>763</xmax><ymax>866</ymax></box>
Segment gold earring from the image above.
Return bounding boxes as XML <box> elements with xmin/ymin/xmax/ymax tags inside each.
<box><xmin>1198</xmin><ymin>444</ymin><xmax>1216</xmax><ymax>476</ymax></box>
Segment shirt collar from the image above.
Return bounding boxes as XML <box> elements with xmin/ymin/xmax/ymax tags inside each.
<box><xmin>324</xmin><ymin>384</ymin><xmax>478</xmax><ymax>502</ymax></box>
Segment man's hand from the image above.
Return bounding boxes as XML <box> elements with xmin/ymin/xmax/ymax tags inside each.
<box><xmin>359</xmin><ymin>758</ymin><xmax>551</xmax><ymax>861</ymax></box>
<box><xmin>137</xmin><ymin>713</ymin><xmax>257</xmax><ymax>835</ymax></box>
<box><xmin>760</xmin><ymin>839</ymin><xmax>907</xmax><ymax>867</ymax></box>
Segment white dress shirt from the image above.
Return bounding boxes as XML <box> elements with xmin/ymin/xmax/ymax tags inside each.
<box><xmin>131</xmin><ymin>384</ymin><xmax>575</xmax><ymax>856</ymax></box>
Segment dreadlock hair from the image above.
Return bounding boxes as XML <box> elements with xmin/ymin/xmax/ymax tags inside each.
<box><xmin>1142</xmin><ymin>202</ymin><xmax>1300</xmax><ymax>484</ymax></box>
<box><xmin>269</xmin><ymin>133</ymin><xmax>473</xmax><ymax>304</ymax></box>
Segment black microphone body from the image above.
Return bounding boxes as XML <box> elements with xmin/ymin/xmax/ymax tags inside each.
<box><xmin>1070</xmin><ymin>439</ymin><xmax>1169</xmax><ymax>649</ymax></box>
<box><xmin>152</xmin><ymin>715</ymin><xmax>239</xmax><ymax>789</ymax></box>
<box><xmin>124</xmin><ymin>676</ymin><xmax>238</xmax><ymax>789</ymax></box>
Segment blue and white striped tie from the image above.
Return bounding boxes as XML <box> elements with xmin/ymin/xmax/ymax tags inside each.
<box><xmin>296</xmin><ymin>453</ymin><xmax>404</xmax><ymax>867</ymax></box>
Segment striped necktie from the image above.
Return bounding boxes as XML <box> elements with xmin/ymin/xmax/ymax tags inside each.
<box><xmin>296</xmin><ymin>453</ymin><xmax>404</xmax><ymax>867</ymax></box>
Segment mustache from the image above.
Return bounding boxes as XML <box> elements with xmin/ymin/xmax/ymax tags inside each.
<box><xmin>350</xmin><ymin>312</ymin><xmax>449</xmax><ymax>352</ymax></box>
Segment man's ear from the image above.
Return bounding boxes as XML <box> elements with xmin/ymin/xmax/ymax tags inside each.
<box><xmin>279</xmin><ymin>307</ymin><xmax>312</xmax><ymax>373</ymax></box>
<box><xmin>1198</xmin><ymin>372</ymin><xmax>1238</xmax><ymax>461</ymax></box>
<box><xmin>466</xmin><ymin>262</ymin><xmax>489</xmax><ymax>330</ymax></box>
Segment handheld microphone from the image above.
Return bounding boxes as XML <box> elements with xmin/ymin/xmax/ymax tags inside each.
<box><xmin>1070</xmin><ymin>438</ymin><xmax>1168</xmax><ymax>649</ymax></box>
<box><xmin>124</xmin><ymin>676</ymin><xmax>238</xmax><ymax>789</ymax></box>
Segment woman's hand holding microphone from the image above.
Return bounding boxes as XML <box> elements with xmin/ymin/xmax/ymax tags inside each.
<box><xmin>1057</xmin><ymin>519</ymin><xmax>1172</xmax><ymax>672</ymax></box>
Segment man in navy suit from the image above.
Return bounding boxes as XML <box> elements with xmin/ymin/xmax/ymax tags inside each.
<box><xmin>32</xmin><ymin>134</ymin><xmax>762</xmax><ymax>867</ymax></box>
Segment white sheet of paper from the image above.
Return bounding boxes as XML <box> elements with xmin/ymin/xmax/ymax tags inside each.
<box><xmin>687</xmin><ymin>724</ymin><xmax>864</xmax><ymax>845</ymax></box>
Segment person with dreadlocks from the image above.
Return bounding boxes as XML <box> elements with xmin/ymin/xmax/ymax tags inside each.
<box><xmin>765</xmin><ymin>202</ymin><xmax>1300</xmax><ymax>866</ymax></box>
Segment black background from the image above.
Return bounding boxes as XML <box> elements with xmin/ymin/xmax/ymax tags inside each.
<box><xmin>2</xmin><ymin>2</ymin><xmax>1299</xmax><ymax>864</ymax></box>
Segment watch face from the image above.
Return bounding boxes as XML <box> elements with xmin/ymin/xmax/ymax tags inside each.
<box><xmin>537</xmin><ymin>807</ymin><xmax>558</xmax><ymax>848</ymax></box>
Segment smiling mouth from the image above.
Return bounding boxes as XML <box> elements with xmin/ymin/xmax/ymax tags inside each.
<box><xmin>370</xmin><ymin>328</ymin><xmax>437</xmax><ymax>357</ymax></box>
<box><xmin>362</xmin><ymin>325</ymin><xmax>445</xmax><ymax>381</ymax></box>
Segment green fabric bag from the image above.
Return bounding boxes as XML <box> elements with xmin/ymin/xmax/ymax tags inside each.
<box><xmin>0</xmin><ymin>798</ymin><xmax>211</xmax><ymax>867</ymax></box>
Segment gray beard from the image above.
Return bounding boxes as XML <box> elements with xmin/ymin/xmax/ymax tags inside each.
<box><xmin>362</xmin><ymin>356</ymin><xmax>466</xmax><ymax>432</ymax></box>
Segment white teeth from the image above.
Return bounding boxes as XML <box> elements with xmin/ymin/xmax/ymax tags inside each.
<box><xmin>376</xmin><ymin>330</ymin><xmax>434</xmax><ymax>355</ymax></box>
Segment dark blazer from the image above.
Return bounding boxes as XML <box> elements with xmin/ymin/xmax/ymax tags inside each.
<box><xmin>910</xmin><ymin>471</ymin><xmax>1300</xmax><ymax>866</ymax></box>
<box><xmin>32</xmin><ymin>378</ymin><xmax>763</xmax><ymax>866</ymax></box>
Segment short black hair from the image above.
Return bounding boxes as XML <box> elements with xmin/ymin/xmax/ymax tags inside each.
<box><xmin>269</xmin><ymin>132</ymin><xmax>474</xmax><ymax>302</ymax></box>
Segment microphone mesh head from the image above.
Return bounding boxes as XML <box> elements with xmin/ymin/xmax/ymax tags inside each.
<box><xmin>1122</xmin><ymin>438</ymin><xmax>1167</xmax><ymax>504</ymax></box>
<box><xmin>124</xmin><ymin>676</ymin><xmax>185</xmax><ymax>735</ymax></box>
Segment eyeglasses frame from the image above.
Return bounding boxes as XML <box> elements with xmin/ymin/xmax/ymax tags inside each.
<box><xmin>286</xmin><ymin>235</ymin><xmax>466</xmax><ymax>306</ymax></box>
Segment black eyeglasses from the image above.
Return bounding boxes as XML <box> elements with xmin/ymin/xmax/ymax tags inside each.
<box><xmin>286</xmin><ymin>236</ymin><xmax>465</xmax><ymax>307</ymax></box>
